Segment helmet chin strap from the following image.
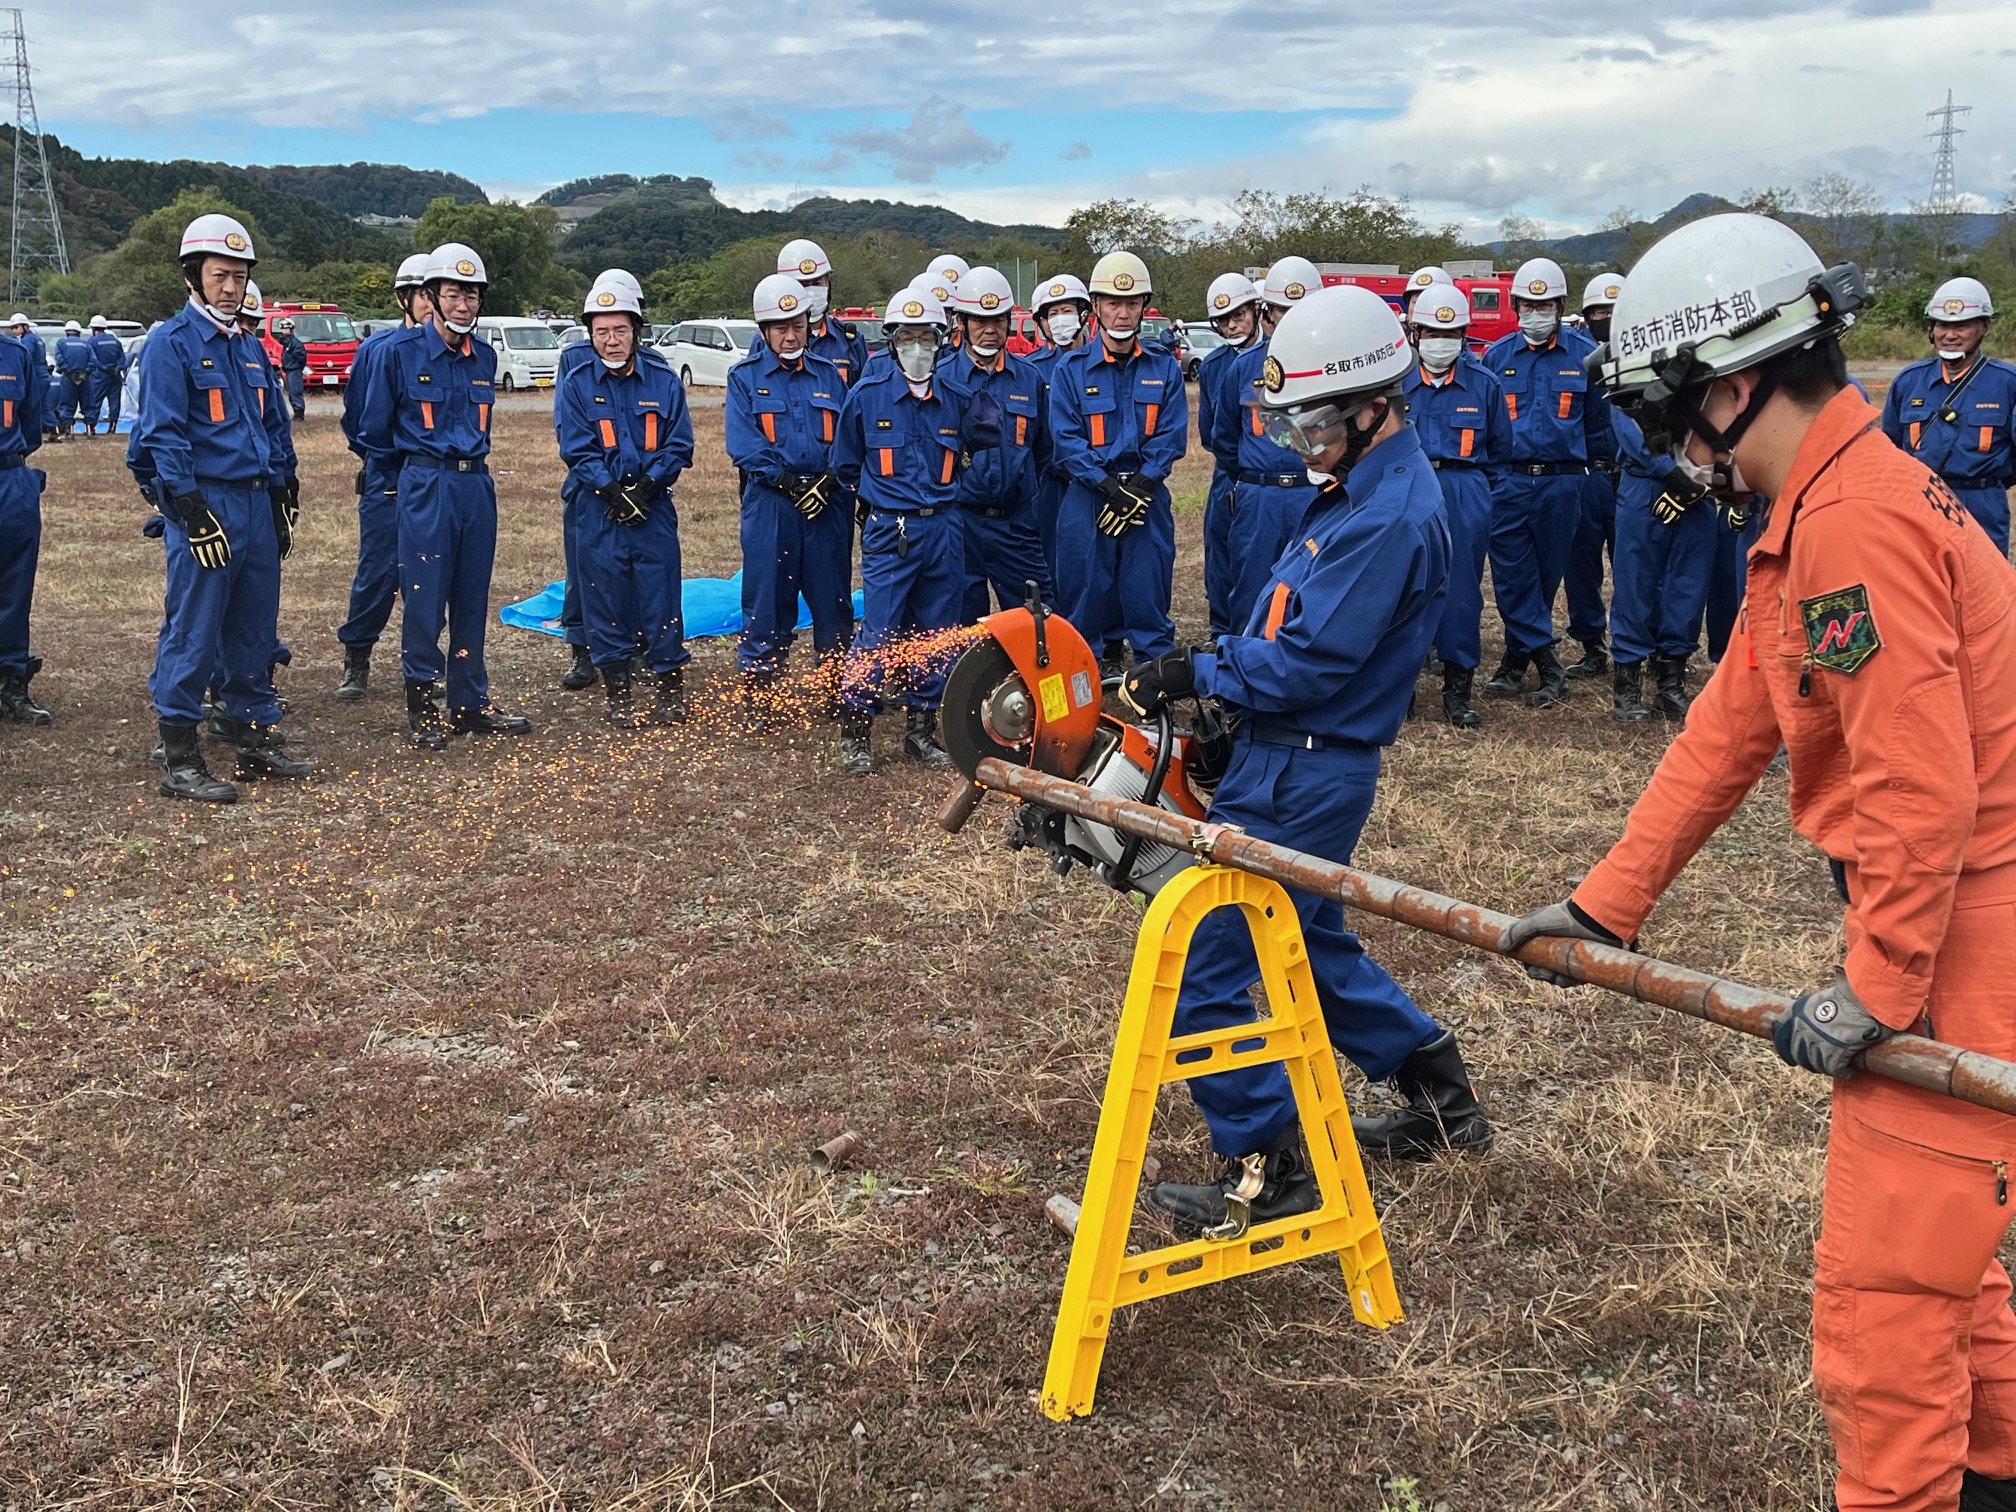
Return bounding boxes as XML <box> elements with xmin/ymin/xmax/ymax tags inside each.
<box><xmin>1677</xmin><ymin>365</ymin><xmax>1781</xmax><ymax>495</ymax></box>
<box><xmin>1333</xmin><ymin>398</ymin><xmax>1390</xmax><ymax>478</ymax></box>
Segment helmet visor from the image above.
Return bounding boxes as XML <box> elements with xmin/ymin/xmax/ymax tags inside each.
<box><xmin>1252</xmin><ymin>397</ymin><xmax>1368</xmax><ymax>459</ymax></box>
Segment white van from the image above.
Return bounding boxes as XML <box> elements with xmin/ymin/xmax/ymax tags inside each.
<box><xmin>474</xmin><ymin>316</ymin><xmax>562</xmax><ymax>391</ymax></box>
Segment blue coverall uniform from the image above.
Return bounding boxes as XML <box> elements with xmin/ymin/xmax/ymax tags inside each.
<box><xmin>128</xmin><ymin>301</ymin><xmax>296</xmax><ymax>729</ymax></box>
<box><xmin>1177</xmin><ymin>424</ymin><xmax>1450</xmax><ymax>1154</ymax></box>
<box><xmin>1196</xmin><ymin>336</ymin><xmax>1258</xmax><ymax>639</ymax></box>
<box><xmin>17</xmin><ymin>328</ymin><xmax>52</xmax><ymax>437</ymax></box>
<box><xmin>832</xmin><ymin>361</ymin><xmax>980</xmax><ymax>714</ymax></box>
<box><xmin>1704</xmin><ymin>505</ymin><xmax>1762</xmax><ymax>664</ymax></box>
<box><xmin>1022</xmin><ymin>339</ymin><xmax>1080</xmax><ymax>585</ymax></box>
<box><xmin>725</xmin><ymin>346</ymin><xmax>852</xmax><ymax>677</ymax></box>
<box><xmin>355</xmin><ymin>321</ymin><xmax>503</xmax><ymax>713</ymax></box>
<box><xmin>555</xmin><ymin>345</ymin><xmax>694</xmax><ymax>674</ymax></box>
<box><xmin>1480</xmin><ymin>325</ymin><xmax>1613</xmax><ymax>658</ymax></box>
<box><xmin>1403</xmin><ymin>354</ymin><xmax>1509</xmax><ymax>671</ymax></box>
<box><xmin>745</xmin><ymin>316</ymin><xmax>869</xmax><ymax>387</ymax></box>
<box><xmin>553</xmin><ymin>340</ymin><xmax>605</xmax><ymax>655</ymax></box>
<box><xmin>0</xmin><ymin>333</ymin><xmax>49</xmax><ymax>680</ymax></box>
<box><xmin>1047</xmin><ymin>338</ymin><xmax>1189</xmax><ymax>659</ymax></box>
<box><xmin>278</xmin><ymin>332</ymin><xmax>308</xmax><ymax>419</ymax></box>
<box><xmin>1608</xmin><ymin>411</ymin><xmax>1716</xmax><ymax>667</ymax></box>
<box><xmin>1881</xmin><ymin>355</ymin><xmax>2016</xmax><ymax>556</ymax></box>
<box><xmin>86</xmin><ymin>331</ymin><xmax>127</xmax><ymax>433</ymax></box>
<box><xmin>937</xmin><ymin>345</ymin><xmax>1051</xmax><ymax>621</ymax></box>
<box><xmin>1219</xmin><ymin>341</ymin><xmax>1320</xmax><ymax>634</ymax></box>
<box><xmin>53</xmin><ymin>335</ymin><xmax>91</xmax><ymax>433</ymax></box>
<box><xmin>338</xmin><ymin>325</ymin><xmax>407</xmax><ymax>653</ymax></box>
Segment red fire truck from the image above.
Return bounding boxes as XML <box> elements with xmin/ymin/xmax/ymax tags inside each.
<box><xmin>258</xmin><ymin>302</ymin><xmax>362</xmax><ymax>389</ymax></box>
<box><xmin>1314</xmin><ymin>267</ymin><xmax>1517</xmax><ymax>353</ymax></box>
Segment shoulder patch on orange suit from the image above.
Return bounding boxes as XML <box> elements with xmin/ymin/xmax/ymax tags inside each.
<box><xmin>1799</xmin><ymin>584</ymin><xmax>1882</xmax><ymax>674</ymax></box>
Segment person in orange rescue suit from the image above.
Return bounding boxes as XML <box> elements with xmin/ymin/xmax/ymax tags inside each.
<box><xmin>1506</xmin><ymin>212</ymin><xmax>2016</xmax><ymax>1512</ymax></box>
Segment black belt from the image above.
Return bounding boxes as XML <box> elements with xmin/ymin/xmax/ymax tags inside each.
<box><xmin>403</xmin><ymin>456</ymin><xmax>489</xmax><ymax>474</ymax></box>
<box><xmin>962</xmin><ymin>503</ymin><xmax>1027</xmax><ymax>519</ymax></box>
<box><xmin>1244</xmin><ymin>722</ymin><xmax>1374</xmax><ymax>752</ymax></box>
<box><xmin>194</xmin><ymin>474</ymin><xmax>269</xmax><ymax>490</ymax></box>
<box><xmin>1237</xmin><ymin>471</ymin><xmax>1307</xmax><ymax>488</ymax></box>
<box><xmin>1510</xmin><ymin>462</ymin><xmax>1589</xmax><ymax>477</ymax></box>
<box><xmin>1431</xmin><ymin>459</ymin><xmax>1479</xmax><ymax>471</ymax></box>
<box><xmin>0</xmin><ymin>455</ymin><xmax>24</xmax><ymax>470</ymax></box>
<box><xmin>877</xmin><ymin>505</ymin><xmax>944</xmax><ymax>517</ymax></box>
<box><xmin>1940</xmin><ymin>474</ymin><xmax>2010</xmax><ymax>491</ymax></box>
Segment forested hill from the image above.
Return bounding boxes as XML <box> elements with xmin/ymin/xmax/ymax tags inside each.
<box><xmin>235</xmin><ymin>163</ymin><xmax>487</xmax><ymax>220</ymax></box>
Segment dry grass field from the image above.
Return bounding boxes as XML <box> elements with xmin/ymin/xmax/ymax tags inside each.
<box><xmin>0</xmin><ymin>384</ymin><xmax>1888</xmax><ymax>1509</ymax></box>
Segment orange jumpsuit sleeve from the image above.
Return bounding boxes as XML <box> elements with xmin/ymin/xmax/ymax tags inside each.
<box><xmin>1795</xmin><ymin>521</ymin><xmax>1975</xmax><ymax>1030</ymax></box>
<box><xmin>1572</xmin><ymin>636</ymin><xmax>1783</xmax><ymax>940</ymax></box>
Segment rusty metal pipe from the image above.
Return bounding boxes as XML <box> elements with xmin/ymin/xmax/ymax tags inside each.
<box><xmin>959</xmin><ymin>759</ymin><xmax>2016</xmax><ymax>1120</ymax></box>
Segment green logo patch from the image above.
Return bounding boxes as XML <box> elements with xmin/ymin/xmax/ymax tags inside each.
<box><xmin>1800</xmin><ymin>584</ymin><xmax>1882</xmax><ymax>674</ymax></box>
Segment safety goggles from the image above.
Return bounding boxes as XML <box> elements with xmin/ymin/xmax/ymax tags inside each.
<box><xmin>1251</xmin><ymin>397</ymin><xmax>1372</xmax><ymax>458</ymax></box>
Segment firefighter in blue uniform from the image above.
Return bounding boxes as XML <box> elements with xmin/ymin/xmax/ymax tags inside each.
<box><xmin>53</xmin><ymin>320</ymin><xmax>90</xmax><ymax>439</ymax></box>
<box><xmin>275</xmin><ymin>317</ymin><xmax>308</xmax><ymax>420</ymax></box>
<box><xmin>0</xmin><ymin>317</ymin><xmax>49</xmax><ymax>724</ymax></box>
<box><xmin>9</xmin><ymin>314</ymin><xmax>53</xmax><ymax>442</ymax></box>
<box><xmin>1561</xmin><ymin>273</ymin><xmax>1627</xmax><ymax>684</ymax></box>
<box><xmin>1196</xmin><ymin>271</ymin><xmax>1264</xmax><ymax>640</ymax></box>
<box><xmin>556</xmin><ymin>273</ymin><xmax>695</xmax><ymax>726</ymax></box>
<box><xmin>1047</xmin><ymin>249</ymin><xmax>1189</xmax><ymax>677</ymax></box>
<box><xmin>727</xmin><ymin>273</ymin><xmax>851</xmax><ymax>714</ymax></box>
<box><xmin>1216</xmin><ymin>256</ymin><xmax>1322</xmax><ymax>643</ymax></box>
<box><xmin>1481</xmin><ymin>256</ymin><xmax>1614</xmax><ymax>706</ymax></box>
<box><xmin>356</xmin><ymin>242</ymin><xmax>532</xmax><ymax>751</ymax></box>
<box><xmin>1023</xmin><ymin>273</ymin><xmax>1092</xmax><ymax>580</ymax></box>
<box><xmin>85</xmin><ymin>316</ymin><xmax>127</xmax><ymax>434</ymax></box>
<box><xmin>772</xmin><ymin>238</ymin><xmax>869</xmax><ymax>385</ymax></box>
<box><xmin>129</xmin><ymin>213</ymin><xmax>311</xmax><ymax>802</ymax></box>
<box><xmin>1404</xmin><ymin>286</ymin><xmax>1510</xmax><ymax>728</ymax></box>
<box><xmin>1118</xmin><ymin>286</ymin><xmax>1492</xmax><ymax>1235</ymax></box>
<box><xmin>1881</xmin><ymin>276</ymin><xmax>2016</xmax><ymax>556</ymax></box>
<box><xmin>335</xmin><ymin>253</ymin><xmax>431</xmax><ymax>701</ymax></box>
<box><xmin>1605</xmin><ymin>406</ymin><xmax>1717</xmax><ymax>720</ymax></box>
<box><xmin>938</xmin><ymin>265</ymin><xmax>1050</xmax><ymax>621</ymax></box>
<box><xmin>833</xmin><ymin>288</ymin><xmax>997</xmax><ymax>775</ymax></box>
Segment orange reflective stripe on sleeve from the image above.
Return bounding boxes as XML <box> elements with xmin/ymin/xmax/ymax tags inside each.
<box><xmin>644</xmin><ymin>412</ymin><xmax>659</xmax><ymax>451</ymax></box>
<box><xmin>878</xmin><ymin>447</ymin><xmax>894</xmax><ymax>476</ymax></box>
<box><xmin>1</xmin><ymin>400</ymin><xmax>11</xmax><ymax>429</ymax></box>
<box><xmin>1143</xmin><ymin>402</ymin><xmax>1159</xmax><ymax>437</ymax></box>
<box><xmin>1262</xmin><ymin>582</ymin><xmax>1291</xmax><ymax>641</ymax></box>
<box><xmin>1983</xmin><ymin>426</ymin><xmax>1996</xmax><ymax>453</ymax></box>
<box><xmin>940</xmin><ymin>448</ymin><xmax>955</xmax><ymax>485</ymax></box>
<box><xmin>1909</xmin><ymin>420</ymin><xmax>1922</xmax><ymax>449</ymax></box>
<box><xmin>478</xmin><ymin>402</ymin><xmax>490</xmax><ymax>433</ymax></box>
<box><xmin>1015</xmin><ymin>414</ymin><xmax>1027</xmax><ymax>447</ymax></box>
<box><xmin>598</xmin><ymin>418</ymin><xmax>617</xmax><ymax>448</ymax></box>
<box><xmin>821</xmin><ymin>409</ymin><xmax>834</xmax><ymax>443</ymax></box>
<box><xmin>759</xmin><ymin>412</ymin><xmax>775</xmax><ymax>443</ymax></box>
<box><xmin>1556</xmin><ymin>390</ymin><xmax>1574</xmax><ymax>420</ymax></box>
<box><xmin>209</xmin><ymin>387</ymin><xmax>227</xmax><ymax>423</ymax></box>
<box><xmin>1458</xmin><ymin>428</ymin><xmax>1474</xmax><ymax>459</ymax></box>
<box><xmin>419</xmin><ymin>400</ymin><xmax>434</xmax><ymax>430</ymax></box>
<box><xmin>1250</xmin><ymin>408</ymin><xmax>1263</xmax><ymax>436</ymax></box>
<box><xmin>1505</xmin><ymin>392</ymin><xmax>1519</xmax><ymax>422</ymax></box>
<box><xmin>1088</xmin><ymin>412</ymin><xmax>1106</xmax><ymax>448</ymax></box>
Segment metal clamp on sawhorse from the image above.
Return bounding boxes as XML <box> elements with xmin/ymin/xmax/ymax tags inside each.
<box><xmin>1039</xmin><ymin>864</ymin><xmax>1403</xmax><ymax>1421</ymax></box>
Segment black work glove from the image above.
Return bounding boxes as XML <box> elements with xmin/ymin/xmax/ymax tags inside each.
<box><xmin>790</xmin><ymin>470</ymin><xmax>840</xmax><ymax>521</ymax></box>
<box><xmin>267</xmin><ymin>484</ymin><xmax>296</xmax><ymax>560</ymax></box>
<box><xmin>167</xmin><ymin>487</ymin><xmax>230</xmax><ymax>569</ymax></box>
<box><xmin>1501</xmin><ymin>899</ymin><xmax>1626</xmax><ymax>986</ymax></box>
<box><xmin>1117</xmin><ymin>649</ymin><xmax>1196</xmax><ymax>720</ymax></box>
<box><xmin>354</xmin><ymin>466</ymin><xmax>367</xmax><ymax>498</ymax></box>
<box><xmin>1651</xmin><ymin>473</ymin><xmax>1707</xmax><ymax>526</ymax></box>
<box><xmin>1096</xmin><ymin>472</ymin><xmax>1154</xmax><ymax>537</ymax></box>
<box><xmin>1718</xmin><ymin>498</ymin><xmax>1752</xmax><ymax>531</ymax></box>
<box><xmin>855</xmin><ymin>495</ymin><xmax>870</xmax><ymax>528</ymax></box>
<box><xmin>603</xmin><ymin>472</ymin><xmax>661</xmax><ymax>526</ymax></box>
<box><xmin>962</xmin><ymin>391</ymin><xmax>1004</xmax><ymax>452</ymax></box>
<box><xmin>1773</xmin><ymin>972</ymin><xmax>1897</xmax><ymax>1079</ymax></box>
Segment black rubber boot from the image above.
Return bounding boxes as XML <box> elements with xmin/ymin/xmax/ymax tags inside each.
<box><xmin>406</xmin><ymin>679</ymin><xmax>448</xmax><ymax>752</ymax></box>
<box><xmin>740</xmin><ymin>669</ymin><xmax>780</xmax><ymax>732</ymax></box>
<box><xmin>1961</xmin><ymin>1469</ymin><xmax>2016</xmax><ymax>1510</ymax></box>
<box><xmin>1482</xmin><ymin>650</ymin><xmax>1528</xmax><ymax>698</ymax></box>
<box><xmin>237</xmin><ymin>725</ymin><xmax>314</xmax><ymax>779</ymax></box>
<box><xmin>0</xmin><ymin>667</ymin><xmax>51</xmax><ymax>725</ymax></box>
<box><xmin>902</xmin><ymin>708</ymin><xmax>954</xmax><ymax>770</ymax></box>
<box><xmin>1098</xmin><ymin>647</ymin><xmax>1127</xmax><ymax>683</ymax></box>
<box><xmin>603</xmin><ymin>663</ymin><xmax>638</xmax><ymax>727</ymax></box>
<box><xmin>1525</xmin><ymin>645</ymin><xmax>1569</xmax><ymax>708</ymax></box>
<box><xmin>560</xmin><ymin>643</ymin><xmax>597</xmax><ymax>691</ymax></box>
<box><xmin>1563</xmin><ymin>639</ymin><xmax>1608</xmax><ymax>679</ymax></box>
<box><xmin>335</xmin><ymin>646</ymin><xmax>370</xmax><ymax>702</ymax></box>
<box><xmin>1652</xmin><ymin>654</ymin><xmax>1691</xmax><ymax>720</ymax></box>
<box><xmin>157</xmin><ymin>721</ymin><xmax>237</xmax><ymax>803</ymax></box>
<box><xmin>1146</xmin><ymin>1125</ymin><xmax>1319</xmax><ymax>1239</ymax></box>
<box><xmin>1611</xmin><ymin>661</ymin><xmax>1652</xmax><ymax>723</ymax></box>
<box><xmin>839</xmin><ymin>713</ymin><xmax>874</xmax><ymax>776</ymax></box>
<box><xmin>1441</xmin><ymin>664</ymin><xmax>1481</xmax><ymax>729</ymax></box>
<box><xmin>652</xmin><ymin>668</ymin><xmax>687</xmax><ymax>725</ymax></box>
<box><xmin>452</xmin><ymin>704</ymin><xmax>533</xmax><ymax>737</ymax></box>
<box><xmin>204</xmin><ymin>698</ymin><xmax>234</xmax><ymax>744</ymax></box>
<box><xmin>1350</xmin><ymin>1029</ymin><xmax>1495</xmax><ymax>1160</ymax></box>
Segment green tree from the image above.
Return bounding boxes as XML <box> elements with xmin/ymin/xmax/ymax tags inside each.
<box><xmin>414</xmin><ymin>198</ymin><xmax>580</xmax><ymax>316</ymax></box>
<box><xmin>30</xmin><ymin>270</ymin><xmax>92</xmax><ymax>321</ymax></box>
<box><xmin>88</xmin><ymin>188</ymin><xmax>266</xmax><ymax>323</ymax></box>
<box><xmin>1059</xmin><ymin>199</ymin><xmax>1195</xmax><ymax>265</ymax></box>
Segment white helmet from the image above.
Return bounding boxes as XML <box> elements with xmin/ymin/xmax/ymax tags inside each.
<box><xmin>395</xmin><ymin>252</ymin><xmax>431</xmax><ymax>290</ymax></box>
<box><xmin>1927</xmin><ymin>276</ymin><xmax>1995</xmax><ymax>322</ymax></box>
<box><xmin>1029</xmin><ymin>274</ymin><xmax>1089</xmax><ymax>314</ymax></box>
<box><xmin>88</xmin><ymin>314</ymin><xmax>105</xmax><ymax>329</ymax></box>
<box><xmin>1088</xmin><ymin>250</ymin><xmax>1151</xmax><ymax>297</ymax></box>
<box><xmin>584</xmin><ymin>274</ymin><xmax>643</xmax><ymax>320</ymax></box>
<box><xmin>1406</xmin><ymin>265</ymin><xmax>1452</xmax><ymax>292</ymax></box>
<box><xmin>180</xmin><ymin>213</ymin><xmax>256</xmax><ymax>264</ymax></box>
<box><xmin>926</xmin><ymin>253</ymin><xmax>969</xmax><ymax>286</ymax></box>
<box><xmin>753</xmin><ymin>272</ymin><xmax>811</xmax><ymax>324</ymax></box>
<box><xmin>1582</xmin><ymin>273</ymin><xmax>1625</xmax><ymax>311</ymax></box>
<box><xmin>1254</xmin><ymin>285</ymin><xmax>1412</xmax><ymax>410</ymax></box>
<box><xmin>1262</xmin><ymin>255</ymin><xmax>1322</xmax><ymax>308</ymax></box>
<box><xmin>779</xmin><ymin>238</ymin><xmax>832</xmax><ymax>282</ymax></box>
<box><xmin>1411</xmin><ymin>287</ymin><xmax>1471</xmax><ymax>330</ymax></box>
<box><xmin>589</xmin><ymin>268</ymin><xmax>643</xmax><ymax>304</ymax></box>
<box><xmin>1513</xmin><ymin>258</ymin><xmax>1568</xmax><ymax>304</ymax></box>
<box><xmin>887</xmin><ymin>287</ymin><xmax>948</xmax><ymax>329</ymax></box>
<box><xmin>1206</xmin><ymin>272</ymin><xmax>1261</xmax><ymax>318</ymax></box>
<box><xmin>424</xmin><ymin>243</ymin><xmax>488</xmax><ymax>287</ymax></box>
<box><xmin>957</xmin><ymin>266</ymin><xmax>1015</xmax><ymax>317</ymax></box>
<box><xmin>63</xmin><ymin>319</ymin><xmax>80</xmax><ymax>334</ymax></box>
<box><xmin>240</xmin><ymin>283</ymin><xmax>263</xmax><ymax>318</ymax></box>
<box><xmin>7</xmin><ymin>313</ymin><xmax>26</xmax><ymax>327</ymax></box>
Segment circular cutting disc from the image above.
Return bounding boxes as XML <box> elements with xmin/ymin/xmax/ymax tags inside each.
<box><xmin>941</xmin><ymin>637</ymin><xmax>1031</xmax><ymax>779</ymax></box>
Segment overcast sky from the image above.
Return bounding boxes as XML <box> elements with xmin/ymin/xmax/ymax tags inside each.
<box><xmin>23</xmin><ymin>0</ymin><xmax>2015</xmax><ymax>237</ymax></box>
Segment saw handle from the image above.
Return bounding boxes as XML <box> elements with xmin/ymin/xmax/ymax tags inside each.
<box><xmin>939</xmin><ymin>779</ymin><xmax>987</xmax><ymax>835</ymax></box>
<box><xmin>1108</xmin><ymin>710</ymin><xmax>1174</xmax><ymax>892</ymax></box>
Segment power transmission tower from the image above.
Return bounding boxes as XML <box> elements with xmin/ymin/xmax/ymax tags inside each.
<box><xmin>1924</xmin><ymin>89</ymin><xmax>1972</xmax><ymax>215</ymax></box>
<box><xmin>4</xmin><ymin>8</ymin><xmax>66</xmax><ymax>304</ymax></box>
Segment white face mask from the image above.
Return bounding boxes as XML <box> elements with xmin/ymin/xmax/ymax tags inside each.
<box><xmin>1417</xmin><ymin>335</ymin><xmax>1463</xmax><ymax>373</ymax></box>
<box><xmin>802</xmin><ymin>285</ymin><xmax>829</xmax><ymax>323</ymax></box>
<box><xmin>1100</xmin><ymin>322</ymin><xmax>1137</xmax><ymax>352</ymax></box>
<box><xmin>772</xmin><ymin>333</ymin><xmax>805</xmax><ymax>361</ymax></box>
<box><xmin>1045</xmin><ymin>310</ymin><xmax>1081</xmax><ymax>346</ymax></box>
<box><xmin>1672</xmin><ymin>443</ymin><xmax>1749</xmax><ymax>498</ymax></box>
<box><xmin>1936</xmin><ymin>339</ymin><xmax>1972</xmax><ymax>364</ymax></box>
<box><xmin>968</xmin><ymin>329</ymin><xmax>1004</xmax><ymax>360</ymax></box>
<box><xmin>1518</xmin><ymin>308</ymin><xmax>1558</xmax><ymax>345</ymax></box>
<box><xmin>600</xmin><ymin>354</ymin><xmax>629</xmax><ymax>371</ymax></box>
<box><xmin>1305</xmin><ymin>468</ymin><xmax>1335</xmax><ymax>486</ymax></box>
<box><xmin>894</xmin><ymin>339</ymin><xmax>937</xmax><ymax>384</ymax></box>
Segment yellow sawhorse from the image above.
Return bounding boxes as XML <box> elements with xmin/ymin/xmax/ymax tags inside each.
<box><xmin>1040</xmin><ymin>863</ymin><xmax>1404</xmax><ymax>1420</ymax></box>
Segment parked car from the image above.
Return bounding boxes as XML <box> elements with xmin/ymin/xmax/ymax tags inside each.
<box><xmin>558</xmin><ymin>325</ymin><xmax>588</xmax><ymax>347</ymax></box>
<box><xmin>353</xmin><ymin>318</ymin><xmax>402</xmax><ymax>340</ymax></box>
<box><xmin>474</xmin><ymin>316</ymin><xmax>563</xmax><ymax>390</ymax></box>
<box><xmin>1174</xmin><ymin>323</ymin><xmax>1226</xmax><ymax>380</ymax></box>
<box><xmin>263</xmin><ymin>302</ymin><xmax>360</xmax><ymax>388</ymax></box>
<box><xmin>651</xmin><ymin>323</ymin><xmax>677</xmax><ymax>346</ymax></box>
<box><xmin>658</xmin><ymin>319</ymin><xmax>758</xmax><ymax>387</ymax></box>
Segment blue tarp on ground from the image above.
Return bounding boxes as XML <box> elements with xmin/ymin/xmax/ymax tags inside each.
<box><xmin>500</xmin><ymin>575</ymin><xmax>865</xmax><ymax>640</ymax></box>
